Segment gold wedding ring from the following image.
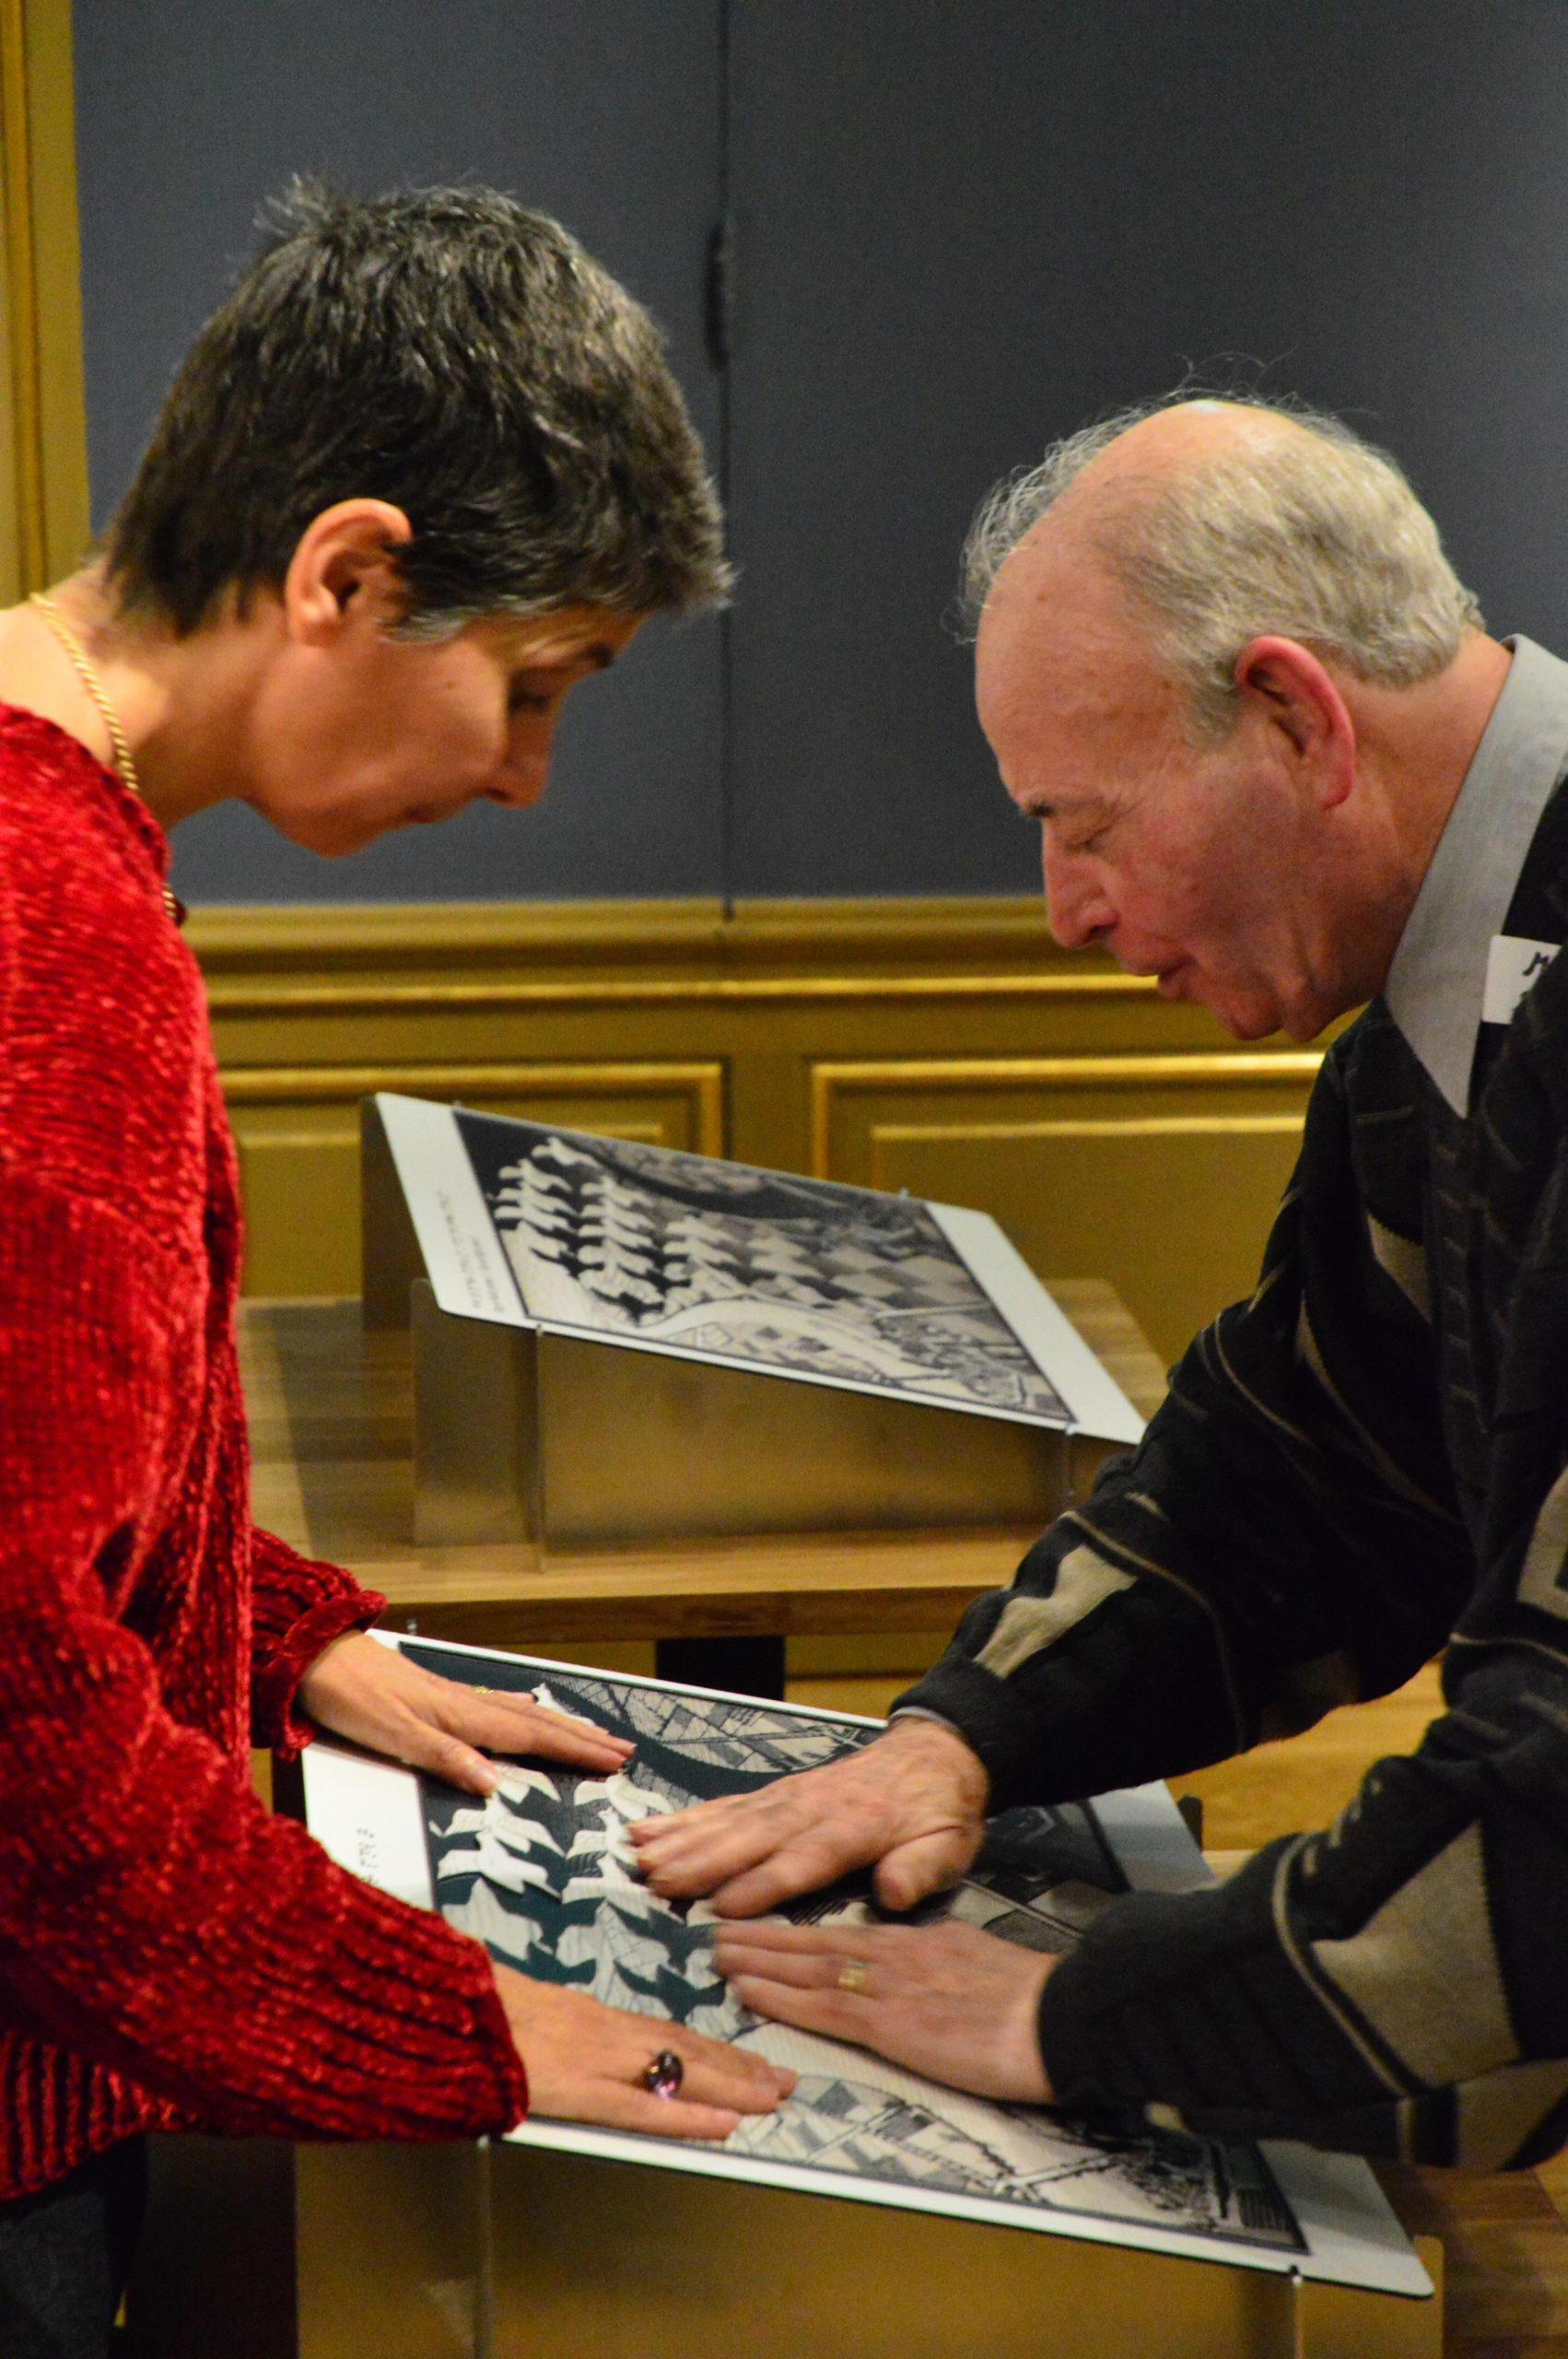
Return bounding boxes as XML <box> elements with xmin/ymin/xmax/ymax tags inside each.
<box><xmin>837</xmin><ymin>1957</ymin><xmax>872</xmax><ymax>1994</ymax></box>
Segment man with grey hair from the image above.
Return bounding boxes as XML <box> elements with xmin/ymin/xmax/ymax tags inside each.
<box><xmin>633</xmin><ymin>395</ymin><xmax>1568</xmax><ymax>2170</ymax></box>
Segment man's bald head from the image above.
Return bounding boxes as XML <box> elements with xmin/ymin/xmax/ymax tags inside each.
<box><xmin>962</xmin><ymin>397</ymin><xmax>1483</xmax><ymax>742</ymax></box>
<box><xmin>1019</xmin><ymin>396</ymin><xmax>1302</xmax><ymax>513</ymax></box>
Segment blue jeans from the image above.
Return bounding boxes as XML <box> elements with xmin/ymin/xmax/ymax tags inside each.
<box><xmin>0</xmin><ymin>2139</ymin><xmax>146</xmax><ymax>2359</ymax></box>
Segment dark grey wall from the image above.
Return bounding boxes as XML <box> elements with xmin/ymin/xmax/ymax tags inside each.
<box><xmin>725</xmin><ymin>0</ymin><xmax>1568</xmax><ymax>894</ymax></box>
<box><xmin>73</xmin><ymin>1</ymin><xmax>1568</xmax><ymax>904</ymax></box>
<box><xmin>74</xmin><ymin>0</ymin><xmax>724</xmax><ymax>903</ymax></box>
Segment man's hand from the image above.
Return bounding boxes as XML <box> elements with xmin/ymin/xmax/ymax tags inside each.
<box><xmin>492</xmin><ymin>1963</ymin><xmax>795</xmax><ymax>2140</ymax></box>
<box><xmin>715</xmin><ymin>1918</ymin><xmax>1053</xmax><ymax>2104</ymax></box>
<box><xmin>627</xmin><ymin>1716</ymin><xmax>989</xmax><ymax>1915</ymax></box>
<box><xmin>298</xmin><ymin>1631</ymin><xmax>635</xmax><ymax>1793</ymax></box>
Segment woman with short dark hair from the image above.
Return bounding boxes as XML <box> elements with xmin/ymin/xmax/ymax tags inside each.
<box><xmin>0</xmin><ymin>183</ymin><xmax>787</xmax><ymax>2356</ymax></box>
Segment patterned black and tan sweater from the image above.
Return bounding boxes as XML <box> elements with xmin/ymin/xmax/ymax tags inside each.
<box><xmin>898</xmin><ymin>636</ymin><xmax>1568</xmax><ymax>2169</ymax></box>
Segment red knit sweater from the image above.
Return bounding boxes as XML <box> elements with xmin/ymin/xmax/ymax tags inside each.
<box><xmin>0</xmin><ymin>705</ymin><xmax>528</xmax><ymax>2197</ymax></box>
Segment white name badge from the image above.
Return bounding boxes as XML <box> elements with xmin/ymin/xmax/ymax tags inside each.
<box><xmin>1483</xmin><ymin>933</ymin><xmax>1561</xmax><ymax>1027</ymax></box>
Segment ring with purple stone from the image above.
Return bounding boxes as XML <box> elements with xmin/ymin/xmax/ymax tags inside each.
<box><xmin>641</xmin><ymin>2048</ymin><xmax>685</xmax><ymax>2099</ymax></box>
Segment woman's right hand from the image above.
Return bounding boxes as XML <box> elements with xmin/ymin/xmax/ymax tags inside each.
<box><xmin>492</xmin><ymin>1963</ymin><xmax>795</xmax><ymax>2141</ymax></box>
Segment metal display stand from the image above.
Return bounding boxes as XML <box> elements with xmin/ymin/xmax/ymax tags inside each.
<box><xmin>287</xmin><ymin>1649</ymin><xmax>1441</xmax><ymax>2359</ymax></box>
<box><xmin>292</xmin><ymin>2137</ymin><xmax>1442</xmax><ymax>2359</ymax></box>
<box><xmin>361</xmin><ymin>1093</ymin><xmax>1145</xmax><ymax>1550</ymax></box>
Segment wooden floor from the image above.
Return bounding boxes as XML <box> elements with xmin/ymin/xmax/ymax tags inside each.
<box><xmin>1374</xmin><ymin>2156</ymin><xmax>1568</xmax><ymax>2359</ymax></box>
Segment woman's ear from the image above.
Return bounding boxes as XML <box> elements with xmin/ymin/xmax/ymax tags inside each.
<box><xmin>282</xmin><ymin>500</ymin><xmax>415</xmax><ymax>644</ymax></box>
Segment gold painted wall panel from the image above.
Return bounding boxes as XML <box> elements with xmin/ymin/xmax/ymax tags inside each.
<box><xmin>868</xmin><ymin>1121</ymin><xmax>1302</xmax><ymax>1367</ymax></box>
<box><xmin>811</xmin><ymin>1052</ymin><xmax>1321</xmax><ymax>1364</ymax></box>
<box><xmin>194</xmin><ymin>900</ymin><xmax>1334</xmax><ymax>1366</ymax></box>
<box><xmin>0</xmin><ymin>0</ymin><xmax>88</xmax><ymax>602</ymax></box>
<box><xmin>227</xmin><ymin>1059</ymin><xmax>723</xmax><ymax>1297</ymax></box>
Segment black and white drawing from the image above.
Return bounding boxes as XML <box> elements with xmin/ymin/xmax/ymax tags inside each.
<box><xmin>410</xmin><ymin>1641</ymin><xmax>1300</xmax><ymax>2255</ymax></box>
<box><xmin>451</xmin><ymin>1110</ymin><xmax>1070</xmax><ymax>1421</ymax></box>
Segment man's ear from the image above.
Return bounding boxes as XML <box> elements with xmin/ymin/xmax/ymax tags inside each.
<box><xmin>1234</xmin><ymin>635</ymin><xmax>1357</xmax><ymax>810</ymax></box>
<box><xmin>281</xmin><ymin>500</ymin><xmax>415</xmax><ymax>644</ymax></box>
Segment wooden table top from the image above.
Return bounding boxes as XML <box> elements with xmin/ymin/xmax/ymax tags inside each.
<box><xmin>238</xmin><ymin>1280</ymin><xmax>1165</xmax><ymax>1649</ymax></box>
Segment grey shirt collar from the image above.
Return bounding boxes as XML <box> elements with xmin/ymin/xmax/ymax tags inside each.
<box><xmin>1385</xmin><ymin>635</ymin><xmax>1568</xmax><ymax>1113</ymax></box>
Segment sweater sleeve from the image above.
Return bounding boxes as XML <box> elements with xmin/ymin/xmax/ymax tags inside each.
<box><xmin>893</xmin><ymin>1041</ymin><xmax>1568</xmax><ymax>2166</ymax></box>
<box><xmin>1038</xmin><ymin>1658</ymin><xmax>1568</xmax><ymax>2173</ymax></box>
<box><xmin>1031</xmin><ymin>994</ymin><xmax>1568</xmax><ymax>2172</ymax></box>
<box><xmin>897</xmin><ymin>1045</ymin><xmax>1472</xmax><ymax>1805</ymax></box>
<box><xmin>248</xmin><ymin>1526</ymin><xmax>386</xmax><ymax>1757</ymax></box>
<box><xmin>0</xmin><ymin>1163</ymin><xmax>527</xmax><ymax>2142</ymax></box>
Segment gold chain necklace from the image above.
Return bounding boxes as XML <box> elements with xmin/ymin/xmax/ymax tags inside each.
<box><xmin>29</xmin><ymin>593</ymin><xmax>184</xmax><ymax>926</ymax></box>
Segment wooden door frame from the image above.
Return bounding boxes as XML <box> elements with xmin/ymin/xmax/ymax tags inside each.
<box><xmin>0</xmin><ymin>0</ymin><xmax>88</xmax><ymax>604</ymax></box>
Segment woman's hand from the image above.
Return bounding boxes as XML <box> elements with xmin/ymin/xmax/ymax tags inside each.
<box><xmin>714</xmin><ymin>1918</ymin><xmax>1055</xmax><ymax>2105</ymax></box>
<box><xmin>492</xmin><ymin>1964</ymin><xmax>796</xmax><ymax>2140</ymax></box>
<box><xmin>629</xmin><ymin>1717</ymin><xmax>989</xmax><ymax>1915</ymax></box>
<box><xmin>298</xmin><ymin>1631</ymin><xmax>634</xmax><ymax>1793</ymax></box>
